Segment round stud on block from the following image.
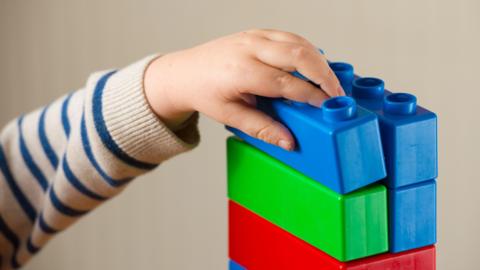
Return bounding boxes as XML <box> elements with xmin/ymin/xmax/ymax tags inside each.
<box><xmin>329</xmin><ymin>62</ymin><xmax>354</xmax><ymax>94</ymax></box>
<box><xmin>352</xmin><ymin>77</ymin><xmax>385</xmax><ymax>99</ymax></box>
<box><xmin>383</xmin><ymin>93</ymin><xmax>417</xmax><ymax>115</ymax></box>
<box><xmin>322</xmin><ymin>96</ymin><xmax>357</xmax><ymax>123</ymax></box>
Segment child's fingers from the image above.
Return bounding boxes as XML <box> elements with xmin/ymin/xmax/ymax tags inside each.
<box><xmin>251</xmin><ymin>38</ymin><xmax>344</xmax><ymax>97</ymax></box>
<box><xmin>241</xmin><ymin>61</ymin><xmax>328</xmax><ymax>107</ymax></box>
<box><xmin>223</xmin><ymin>102</ymin><xmax>294</xmax><ymax>150</ymax></box>
<box><xmin>246</xmin><ymin>29</ymin><xmax>315</xmax><ymax>49</ymax></box>
<box><xmin>239</xmin><ymin>93</ymin><xmax>257</xmax><ymax>107</ymax></box>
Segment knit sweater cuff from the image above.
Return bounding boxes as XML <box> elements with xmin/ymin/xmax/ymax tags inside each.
<box><xmin>100</xmin><ymin>55</ymin><xmax>200</xmax><ymax>165</ymax></box>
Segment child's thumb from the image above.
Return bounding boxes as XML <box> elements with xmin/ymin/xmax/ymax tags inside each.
<box><xmin>223</xmin><ymin>102</ymin><xmax>294</xmax><ymax>151</ymax></box>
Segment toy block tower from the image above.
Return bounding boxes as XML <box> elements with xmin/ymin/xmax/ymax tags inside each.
<box><xmin>226</xmin><ymin>57</ymin><xmax>437</xmax><ymax>269</ymax></box>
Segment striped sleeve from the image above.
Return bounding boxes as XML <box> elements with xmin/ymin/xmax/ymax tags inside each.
<box><xmin>0</xmin><ymin>55</ymin><xmax>200</xmax><ymax>269</ymax></box>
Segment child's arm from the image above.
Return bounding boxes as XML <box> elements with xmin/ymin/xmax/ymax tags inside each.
<box><xmin>0</xmin><ymin>55</ymin><xmax>199</xmax><ymax>269</ymax></box>
<box><xmin>0</xmin><ymin>29</ymin><xmax>341</xmax><ymax>269</ymax></box>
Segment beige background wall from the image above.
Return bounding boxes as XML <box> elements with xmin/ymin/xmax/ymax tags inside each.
<box><xmin>0</xmin><ymin>0</ymin><xmax>479</xmax><ymax>269</ymax></box>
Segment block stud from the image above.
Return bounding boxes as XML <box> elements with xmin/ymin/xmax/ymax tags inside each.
<box><xmin>383</xmin><ymin>93</ymin><xmax>417</xmax><ymax>115</ymax></box>
<box><xmin>330</xmin><ymin>62</ymin><xmax>354</xmax><ymax>95</ymax></box>
<box><xmin>322</xmin><ymin>96</ymin><xmax>357</xmax><ymax>123</ymax></box>
<box><xmin>352</xmin><ymin>77</ymin><xmax>385</xmax><ymax>99</ymax></box>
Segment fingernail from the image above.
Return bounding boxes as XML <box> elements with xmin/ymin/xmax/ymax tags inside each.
<box><xmin>337</xmin><ymin>86</ymin><xmax>346</xmax><ymax>96</ymax></box>
<box><xmin>278</xmin><ymin>139</ymin><xmax>294</xmax><ymax>151</ymax></box>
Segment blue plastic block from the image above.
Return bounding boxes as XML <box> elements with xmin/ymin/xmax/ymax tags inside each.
<box><xmin>389</xmin><ymin>180</ymin><xmax>437</xmax><ymax>253</ymax></box>
<box><xmin>329</xmin><ymin>62</ymin><xmax>355</xmax><ymax>95</ymax></box>
<box><xmin>328</xmin><ymin>62</ymin><xmax>438</xmax><ymax>188</ymax></box>
<box><xmin>229</xmin><ymin>260</ymin><xmax>246</xmax><ymax>270</ymax></box>
<box><xmin>227</xmin><ymin>95</ymin><xmax>386</xmax><ymax>194</ymax></box>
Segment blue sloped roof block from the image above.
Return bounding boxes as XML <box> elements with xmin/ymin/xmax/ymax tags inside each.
<box><xmin>227</xmin><ymin>94</ymin><xmax>386</xmax><ymax>195</ymax></box>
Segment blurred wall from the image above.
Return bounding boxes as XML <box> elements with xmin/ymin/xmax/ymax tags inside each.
<box><xmin>0</xmin><ymin>0</ymin><xmax>479</xmax><ymax>269</ymax></box>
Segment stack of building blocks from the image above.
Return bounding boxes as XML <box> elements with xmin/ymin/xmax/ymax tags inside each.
<box><xmin>226</xmin><ymin>57</ymin><xmax>437</xmax><ymax>269</ymax></box>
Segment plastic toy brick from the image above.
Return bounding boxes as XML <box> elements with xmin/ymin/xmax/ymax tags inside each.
<box><xmin>229</xmin><ymin>260</ymin><xmax>246</xmax><ymax>270</ymax></box>
<box><xmin>227</xmin><ymin>94</ymin><xmax>386</xmax><ymax>194</ymax></box>
<box><xmin>327</xmin><ymin>62</ymin><xmax>438</xmax><ymax>251</ymax></box>
<box><xmin>329</xmin><ymin>62</ymin><xmax>438</xmax><ymax>188</ymax></box>
<box><xmin>389</xmin><ymin>180</ymin><xmax>437</xmax><ymax>253</ymax></box>
<box><xmin>227</xmin><ymin>137</ymin><xmax>388</xmax><ymax>261</ymax></box>
<box><xmin>229</xmin><ymin>200</ymin><xmax>436</xmax><ymax>270</ymax></box>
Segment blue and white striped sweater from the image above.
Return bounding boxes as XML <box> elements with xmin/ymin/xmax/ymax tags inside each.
<box><xmin>0</xmin><ymin>55</ymin><xmax>199</xmax><ymax>269</ymax></box>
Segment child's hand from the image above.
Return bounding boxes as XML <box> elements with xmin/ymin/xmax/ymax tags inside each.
<box><xmin>144</xmin><ymin>29</ymin><xmax>344</xmax><ymax>150</ymax></box>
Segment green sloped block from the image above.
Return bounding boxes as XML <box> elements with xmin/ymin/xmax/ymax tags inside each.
<box><xmin>227</xmin><ymin>136</ymin><xmax>388</xmax><ymax>261</ymax></box>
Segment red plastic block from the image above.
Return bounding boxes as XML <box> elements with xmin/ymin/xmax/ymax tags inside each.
<box><xmin>229</xmin><ymin>201</ymin><xmax>435</xmax><ymax>270</ymax></box>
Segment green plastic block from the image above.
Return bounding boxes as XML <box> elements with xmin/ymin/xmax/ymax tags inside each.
<box><xmin>227</xmin><ymin>137</ymin><xmax>388</xmax><ymax>261</ymax></box>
